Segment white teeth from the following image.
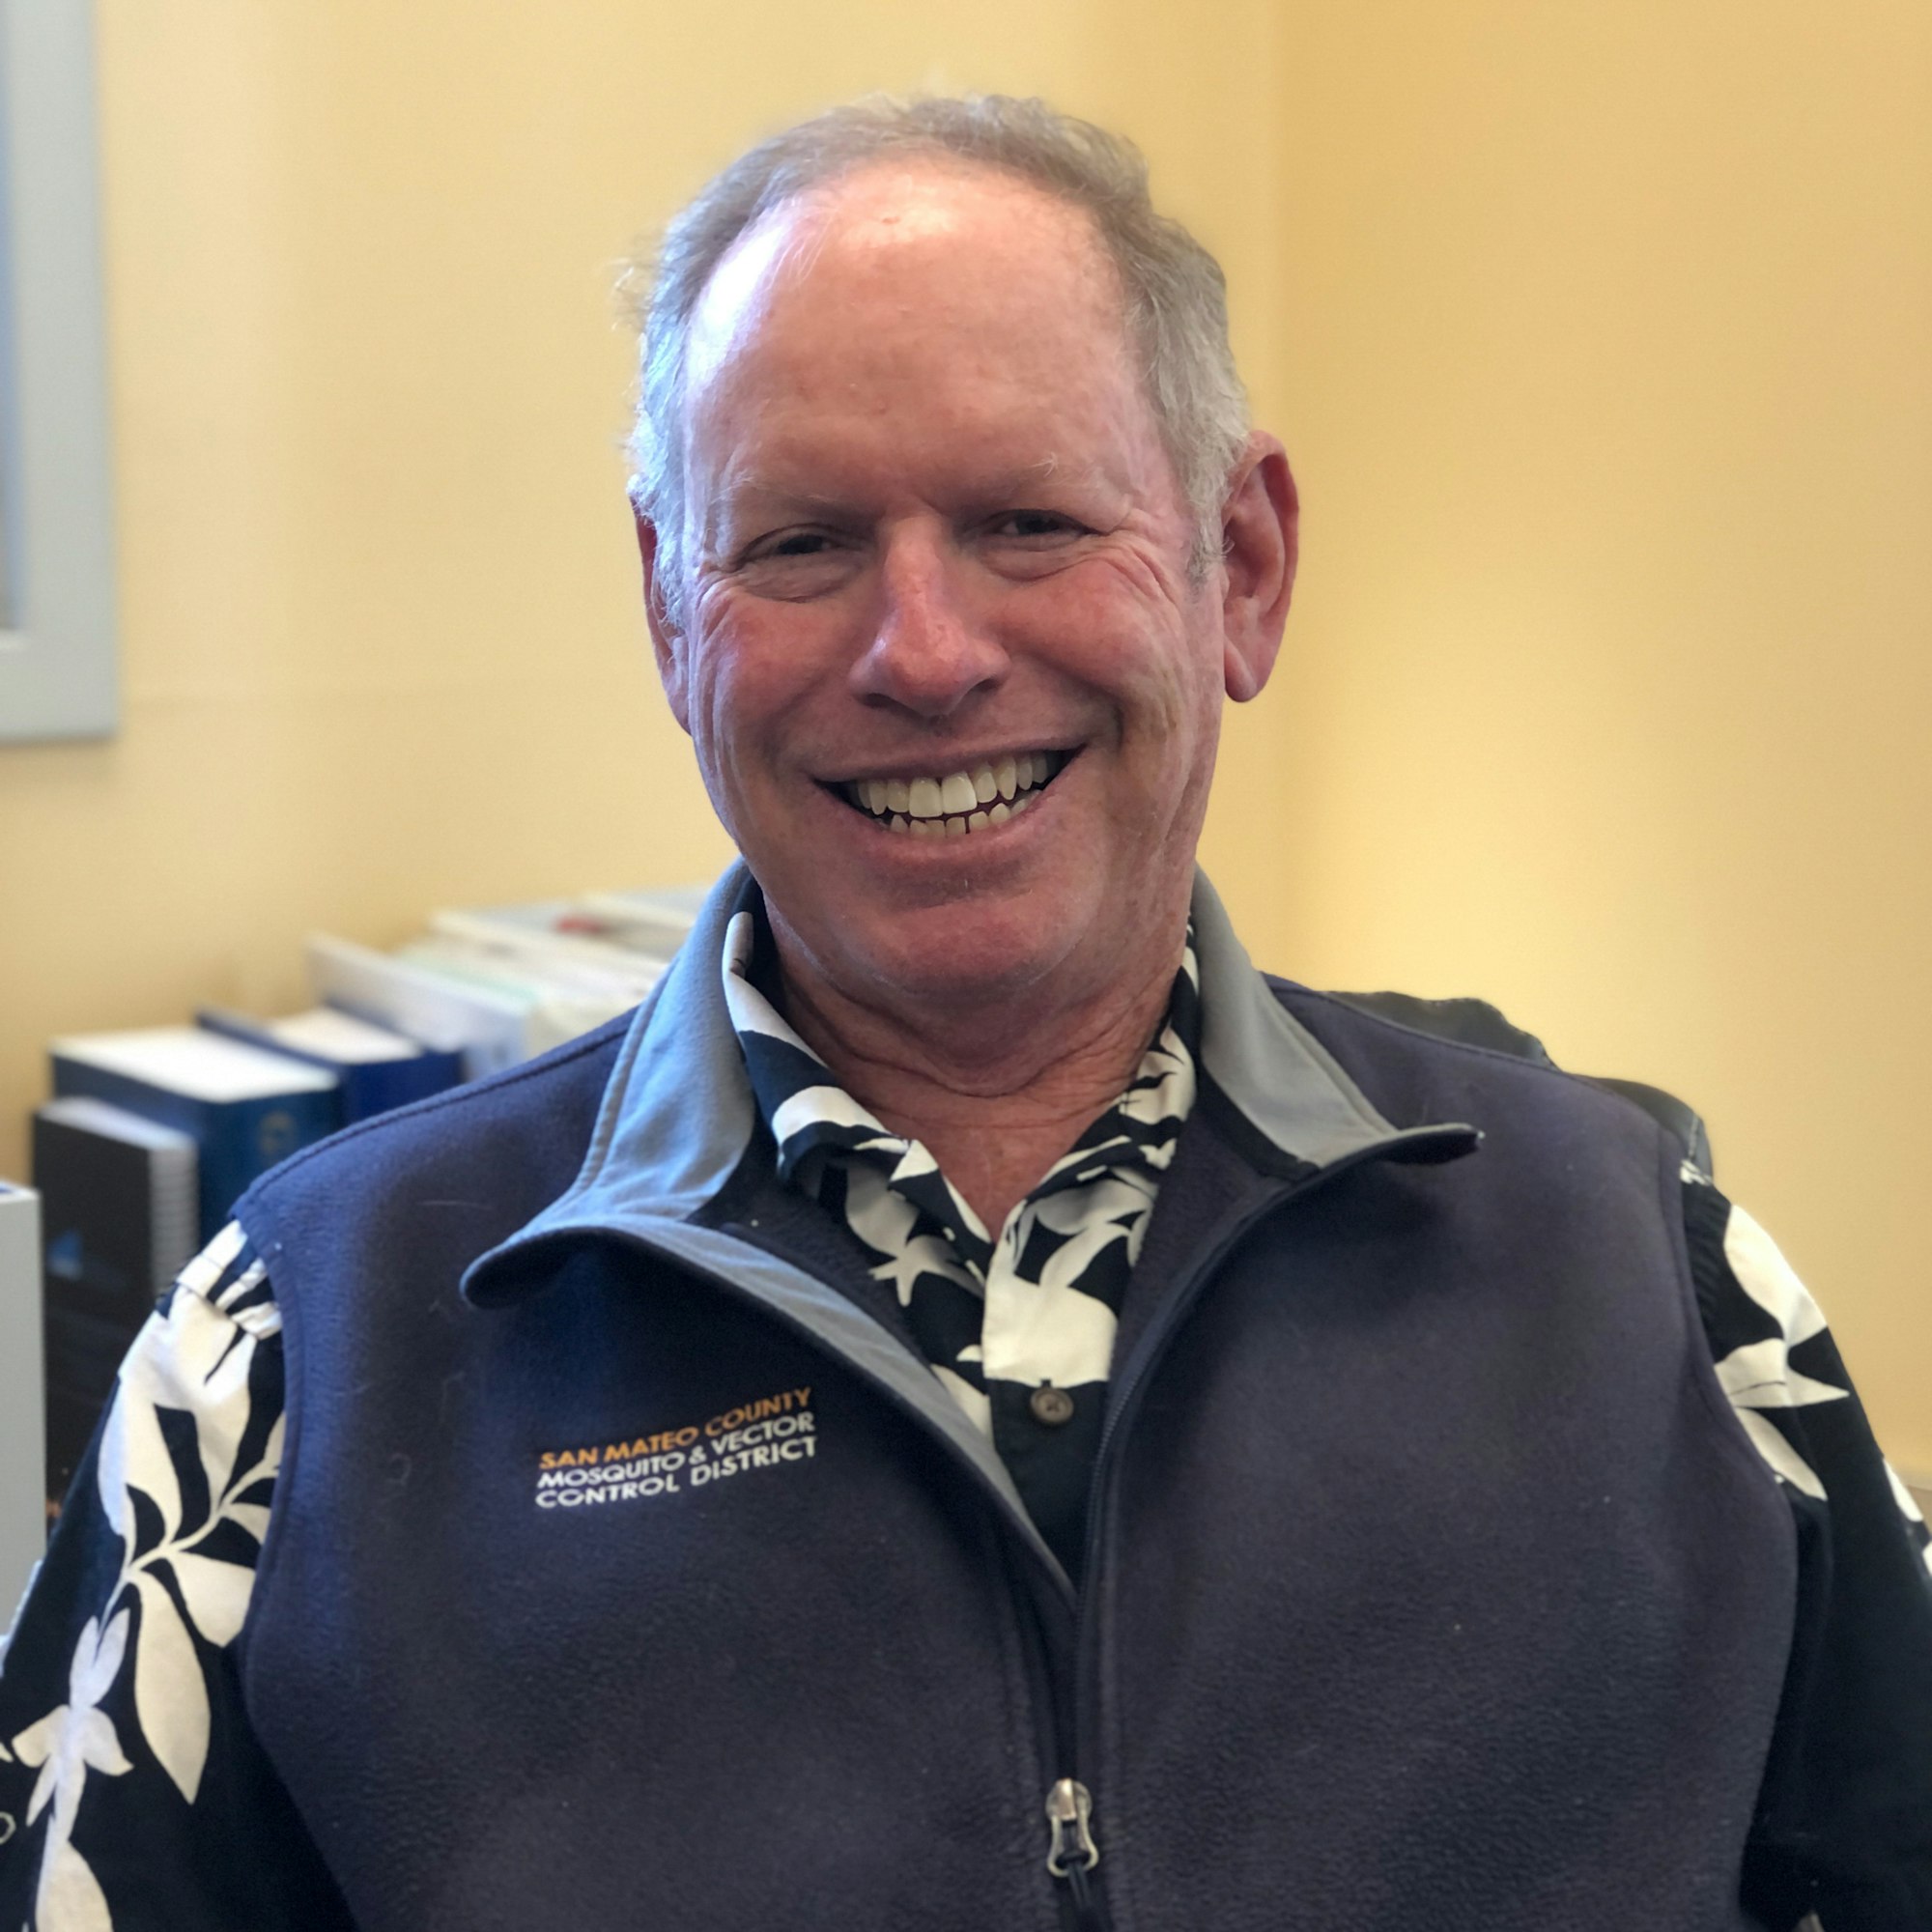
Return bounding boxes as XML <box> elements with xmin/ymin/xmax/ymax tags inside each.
<box><xmin>851</xmin><ymin>751</ymin><xmax>1060</xmax><ymax>833</ymax></box>
<box><xmin>873</xmin><ymin>797</ymin><xmax>1032</xmax><ymax>838</ymax></box>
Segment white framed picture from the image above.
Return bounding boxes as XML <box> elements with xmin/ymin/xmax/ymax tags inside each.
<box><xmin>0</xmin><ymin>0</ymin><xmax>117</xmax><ymax>743</ymax></box>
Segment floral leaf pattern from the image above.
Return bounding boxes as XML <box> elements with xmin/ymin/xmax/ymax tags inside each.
<box><xmin>724</xmin><ymin>910</ymin><xmax>1199</xmax><ymax>1411</ymax></box>
<box><xmin>723</xmin><ymin>903</ymin><xmax>1201</xmax><ymax>1569</ymax></box>
<box><xmin>32</xmin><ymin>1834</ymin><xmax>113</xmax><ymax>1932</ymax></box>
<box><xmin>14</xmin><ymin>1612</ymin><xmax>132</xmax><ymax>1833</ymax></box>
<box><xmin>1</xmin><ymin>1225</ymin><xmax>281</xmax><ymax>1924</ymax></box>
<box><xmin>1683</xmin><ymin>1160</ymin><xmax>1929</xmax><ymax>1561</ymax></box>
<box><xmin>128</xmin><ymin>1575</ymin><xmax>205</xmax><ymax>1805</ymax></box>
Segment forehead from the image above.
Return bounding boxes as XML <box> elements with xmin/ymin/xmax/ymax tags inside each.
<box><xmin>687</xmin><ymin>160</ymin><xmax>1129</xmax><ymax>381</ymax></box>
<box><xmin>680</xmin><ymin>163</ymin><xmax>1164</xmax><ymax>502</ymax></box>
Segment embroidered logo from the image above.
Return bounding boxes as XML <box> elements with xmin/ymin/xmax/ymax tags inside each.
<box><xmin>532</xmin><ymin>1386</ymin><xmax>815</xmax><ymax>1511</ymax></box>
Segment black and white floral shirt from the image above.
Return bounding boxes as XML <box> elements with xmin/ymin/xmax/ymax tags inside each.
<box><xmin>2</xmin><ymin>941</ymin><xmax>1929</xmax><ymax>1927</ymax></box>
<box><xmin>722</xmin><ymin>903</ymin><xmax>1201</xmax><ymax>1574</ymax></box>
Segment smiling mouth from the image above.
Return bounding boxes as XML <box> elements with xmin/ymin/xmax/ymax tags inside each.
<box><xmin>833</xmin><ymin>751</ymin><xmax>1069</xmax><ymax>839</ymax></box>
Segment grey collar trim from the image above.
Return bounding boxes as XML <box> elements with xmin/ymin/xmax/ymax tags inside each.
<box><xmin>501</xmin><ymin>862</ymin><xmax>766</xmax><ymax>1240</ymax></box>
<box><xmin>1187</xmin><ymin>869</ymin><xmax>1466</xmax><ymax>1169</ymax></box>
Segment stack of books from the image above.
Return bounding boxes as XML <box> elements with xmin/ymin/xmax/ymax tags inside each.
<box><xmin>304</xmin><ymin>886</ymin><xmax>702</xmax><ymax>1079</ymax></box>
<box><xmin>30</xmin><ymin>882</ymin><xmax>706</xmax><ymax>1526</ymax></box>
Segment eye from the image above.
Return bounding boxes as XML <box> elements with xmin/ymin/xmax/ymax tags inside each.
<box><xmin>987</xmin><ymin>509</ymin><xmax>1086</xmax><ymax>542</ymax></box>
<box><xmin>739</xmin><ymin>527</ymin><xmax>839</xmax><ymax>563</ymax></box>
<box><xmin>727</xmin><ymin>527</ymin><xmax>860</xmax><ymax>601</ymax></box>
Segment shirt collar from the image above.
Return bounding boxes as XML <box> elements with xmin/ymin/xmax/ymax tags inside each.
<box><xmin>718</xmin><ymin>889</ymin><xmax>1201</xmax><ymax>1198</ymax></box>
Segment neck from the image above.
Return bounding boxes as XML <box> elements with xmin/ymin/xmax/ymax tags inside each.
<box><xmin>772</xmin><ymin>923</ymin><xmax>1184</xmax><ymax>1236</ymax></box>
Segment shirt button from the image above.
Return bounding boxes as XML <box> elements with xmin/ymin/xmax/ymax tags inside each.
<box><xmin>1029</xmin><ymin>1385</ymin><xmax>1076</xmax><ymax>1427</ymax></box>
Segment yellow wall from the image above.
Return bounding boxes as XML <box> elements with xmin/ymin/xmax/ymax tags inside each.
<box><xmin>1267</xmin><ymin>2</ymin><xmax>1932</xmax><ymax>1470</ymax></box>
<box><xmin>1</xmin><ymin>2</ymin><xmax>1925</xmax><ymax>1466</ymax></box>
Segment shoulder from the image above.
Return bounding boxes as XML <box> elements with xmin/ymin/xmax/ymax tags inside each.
<box><xmin>237</xmin><ymin>1009</ymin><xmax>634</xmax><ymax>1233</ymax></box>
<box><xmin>1271</xmin><ymin>979</ymin><xmax>1712</xmax><ymax>1170</ymax></box>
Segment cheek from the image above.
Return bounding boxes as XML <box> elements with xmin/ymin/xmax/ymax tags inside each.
<box><xmin>685</xmin><ymin>610</ymin><xmax>831</xmax><ymax>748</ymax></box>
<box><xmin>1014</xmin><ymin>577</ymin><xmax>1216</xmax><ymax>741</ymax></box>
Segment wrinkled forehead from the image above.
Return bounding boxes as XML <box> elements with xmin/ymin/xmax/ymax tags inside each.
<box><xmin>681</xmin><ymin>161</ymin><xmax>1133</xmax><ymax>404</ymax></box>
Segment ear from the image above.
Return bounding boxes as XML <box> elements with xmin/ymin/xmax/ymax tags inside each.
<box><xmin>1218</xmin><ymin>433</ymin><xmax>1298</xmax><ymax>703</ymax></box>
<box><xmin>635</xmin><ymin>510</ymin><xmax>693</xmax><ymax>734</ymax></box>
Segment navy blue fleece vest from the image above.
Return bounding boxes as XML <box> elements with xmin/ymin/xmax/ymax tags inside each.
<box><xmin>234</xmin><ymin>988</ymin><xmax>1795</xmax><ymax>1932</ymax></box>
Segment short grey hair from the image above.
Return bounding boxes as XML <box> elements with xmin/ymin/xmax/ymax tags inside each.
<box><xmin>621</xmin><ymin>94</ymin><xmax>1251</xmax><ymax>622</ymax></box>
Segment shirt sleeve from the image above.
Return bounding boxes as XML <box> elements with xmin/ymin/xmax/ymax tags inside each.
<box><xmin>1680</xmin><ymin>1166</ymin><xmax>1932</xmax><ymax>1930</ymax></box>
<box><xmin>0</xmin><ymin>1223</ymin><xmax>350</xmax><ymax>1930</ymax></box>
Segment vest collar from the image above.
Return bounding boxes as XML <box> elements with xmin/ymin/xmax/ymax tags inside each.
<box><xmin>464</xmin><ymin>860</ymin><xmax>1473</xmax><ymax>1312</ymax></box>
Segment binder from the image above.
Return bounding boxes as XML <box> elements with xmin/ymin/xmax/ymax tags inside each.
<box><xmin>32</xmin><ymin>1097</ymin><xmax>200</xmax><ymax>1519</ymax></box>
<box><xmin>49</xmin><ymin>1026</ymin><xmax>337</xmax><ymax>1242</ymax></box>
<box><xmin>301</xmin><ymin>888</ymin><xmax>699</xmax><ymax>1080</ymax></box>
<box><xmin>304</xmin><ymin>933</ymin><xmax>533</xmax><ymax>1080</ymax></box>
<box><xmin>198</xmin><ymin>1004</ymin><xmax>464</xmax><ymax>1123</ymax></box>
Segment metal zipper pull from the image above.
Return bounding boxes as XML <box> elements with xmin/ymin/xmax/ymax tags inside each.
<box><xmin>1045</xmin><ymin>1776</ymin><xmax>1100</xmax><ymax>1879</ymax></box>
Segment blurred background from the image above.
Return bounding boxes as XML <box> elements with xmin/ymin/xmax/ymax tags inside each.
<box><xmin>0</xmin><ymin>0</ymin><xmax>1926</xmax><ymax>1472</ymax></box>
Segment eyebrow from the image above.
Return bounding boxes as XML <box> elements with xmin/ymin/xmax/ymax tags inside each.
<box><xmin>701</xmin><ymin>457</ymin><xmax>1080</xmax><ymax>530</ymax></box>
<box><xmin>703</xmin><ymin>483</ymin><xmax>854</xmax><ymax>527</ymax></box>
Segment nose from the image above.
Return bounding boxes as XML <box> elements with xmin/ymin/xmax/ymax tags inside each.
<box><xmin>849</xmin><ymin>525</ymin><xmax>1008</xmax><ymax>719</ymax></box>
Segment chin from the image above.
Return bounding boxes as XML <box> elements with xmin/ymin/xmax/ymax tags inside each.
<box><xmin>863</xmin><ymin>917</ymin><xmax>1066</xmax><ymax>1008</ymax></box>
<box><xmin>795</xmin><ymin>891</ymin><xmax>1078</xmax><ymax>1014</ymax></box>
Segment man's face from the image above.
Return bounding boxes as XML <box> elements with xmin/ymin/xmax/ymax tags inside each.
<box><xmin>646</xmin><ymin>163</ymin><xmax>1279</xmax><ymax>1024</ymax></box>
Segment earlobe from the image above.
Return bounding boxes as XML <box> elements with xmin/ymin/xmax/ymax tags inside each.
<box><xmin>636</xmin><ymin>512</ymin><xmax>693</xmax><ymax>734</ymax></box>
<box><xmin>1219</xmin><ymin>436</ymin><xmax>1299</xmax><ymax>704</ymax></box>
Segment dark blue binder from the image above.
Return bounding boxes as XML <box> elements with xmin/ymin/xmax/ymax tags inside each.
<box><xmin>197</xmin><ymin>1006</ymin><xmax>465</xmax><ymax>1124</ymax></box>
<box><xmin>50</xmin><ymin>1028</ymin><xmax>340</xmax><ymax>1242</ymax></box>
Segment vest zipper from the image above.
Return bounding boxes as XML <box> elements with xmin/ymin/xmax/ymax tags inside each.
<box><xmin>1045</xmin><ymin>1777</ymin><xmax>1102</xmax><ymax>1924</ymax></box>
<box><xmin>1064</xmin><ymin>1135</ymin><xmax>1469</xmax><ymax>1919</ymax></box>
<box><xmin>1045</xmin><ymin>1174</ymin><xmax>1308</xmax><ymax>1932</ymax></box>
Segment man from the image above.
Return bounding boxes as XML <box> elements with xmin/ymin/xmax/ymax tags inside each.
<box><xmin>2</xmin><ymin>95</ymin><xmax>1928</xmax><ymax>1931</ymax></box>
